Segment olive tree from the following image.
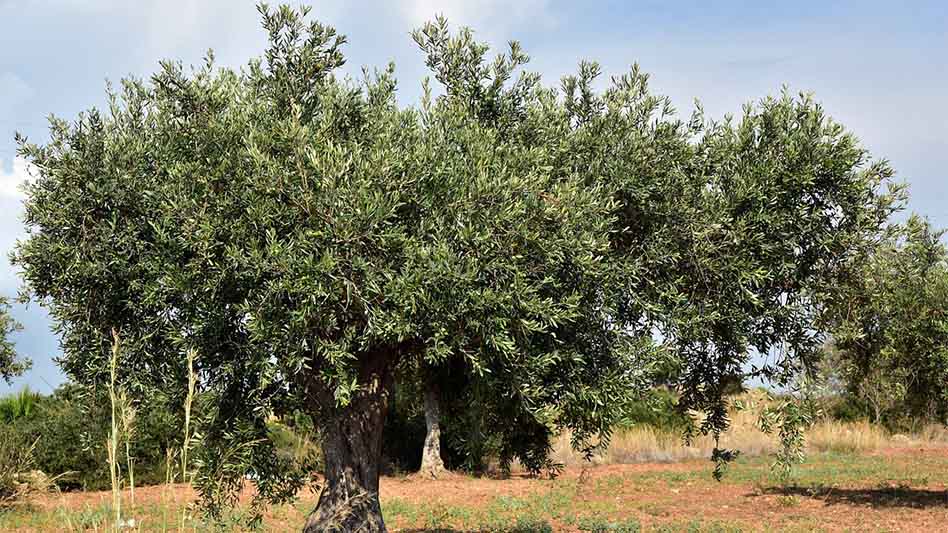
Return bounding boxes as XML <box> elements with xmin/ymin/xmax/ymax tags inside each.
<box><xmin>14</xmin><ymin>6</ymin><xmax>639</xmax><ymax>531</ymax></box>
<box><xmin>411</xmin><ymin>14</ymin><xmax>904</xmax><ymax>470</ymax></box>
<box><xmin>821</xmin><ymin>215</ymin><xmax>948</xmax><ymax>426</ymax></box>
<box><xmin>13</xmin><ymin>4</ymin><xmax>905</xmax><ymax>531</ymax></box>
<box><xmin>652</xmin><ymin>94</ymin><xmax>904</xmax><ymax>464</ymax></box>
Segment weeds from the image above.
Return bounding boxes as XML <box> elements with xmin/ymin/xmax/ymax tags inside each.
<box><xmin>2</xmin><ymin>447</ymin><xmax>947</xmax><ymax>531</ymax></box>
<box><xmin>577</xmin><ymin>515</ymin><xmax>641</xmax><ymax>532</ymax></box>
<box><xmin>0</xmin><ymin>429</ymin><xmax>38</xmax><ymax>509</ymax></box>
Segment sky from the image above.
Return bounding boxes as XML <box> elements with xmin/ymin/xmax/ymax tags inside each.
<box><xmin>1</xmin><ymin>0</ymin><xmax>946</xmax><ymax>394</ymax></box>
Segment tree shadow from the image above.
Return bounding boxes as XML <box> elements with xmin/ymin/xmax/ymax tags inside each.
<box><xmin>398</xmin><ymin>529</ymin><xmax>547</xmax><ymax>533</ymax></box>
<box><xmin>759</xmin><ymin>484</ymin><xmax>948</xmax><ymax>509</ymax></box>
<box><xmin>397</xmin><ymin>521</ymin><xmax>553</xmax><ymax>532</ymax></box>
<box><xmin>399</xmin><ymin>529</ymin><xmax>467</xmax><ymax>533</ymax></box>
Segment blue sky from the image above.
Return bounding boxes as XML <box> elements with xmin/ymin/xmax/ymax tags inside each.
<box><xmin>1</xmin><ymin>0</ymin><xmax>946</xmax><ymax>393</ymax></box>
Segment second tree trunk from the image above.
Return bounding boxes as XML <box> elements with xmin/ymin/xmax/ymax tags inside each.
<box><xmin>419</xmin><ymin>383</ymin><xmax>446</xmax><ymax>478</ymax></box>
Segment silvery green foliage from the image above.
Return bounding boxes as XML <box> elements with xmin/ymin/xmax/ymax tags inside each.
<box><xmin>12</xmin><ymin>3</ymin><xmax>904</xmax><ymax>525</ymax></box>
<box><xmin>14</xmin><ymin>5</ymin><xmax>632</xmax><ymax>521</ymax></box>
<box><xmin>822</xmin><ymin>215</ymin><xmax>948</xmax><ymax>425</ymax></box>
<box><xmin>757</xmin><ymin>385</ymin><xmax>821</xmax><ymax>481</ymax></box>
<box><xmin>416</xmin><ymin>20</ymin><xmax>905</xmax><ymax>469</ymax></box>
<box><xmin>0</xmin><ymin>299</ymin><xmax>27</xmax><ymax>383</ymax></box>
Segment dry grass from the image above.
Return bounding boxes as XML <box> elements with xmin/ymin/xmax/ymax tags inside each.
<box><xmin>806</xmin><ymin>420</ymin><xmax>890</xmax><ymax>453</ymax></box>
<box><xmin>552</xmin><ymin>392</ymin><xmax>948</xmax><ymax>467</ymax></box>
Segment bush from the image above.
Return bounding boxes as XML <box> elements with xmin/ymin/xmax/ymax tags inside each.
<box><xmin>0</xmin><ymin>425</ymin><xmax>36</xmax><ymax>508</ymax></box>
<box><xmin>620</xmin><ymin>388</ymin><xmax>691</xmax><ymax>433</ymax></box>
<box><xmin>4</xmin><ymin>383</ymin><xmax>181</xmax><ymax>491</ymax></box>
<box><xmin>268</xmin><ymin>415</ymin><xmax>322</xmax><ymax>474</ymax></box>
<box><xmin>0</xmin><ymin>387</ymin><xmax>41</xmax><ymax>423</ymax></box>
<box><xmin>822</xmin><ymin>393</ymin><xmax>869</xmax><ymax>423</ymax></box>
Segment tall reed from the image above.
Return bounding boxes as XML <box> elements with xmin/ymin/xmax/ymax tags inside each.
<box><xmin>182</xmin><ymin>348</ymin><xmax>197</xmax><ymax>483</ymax></box>
<box><xmin>180</xmin><ymin>347</ymin><xmax>197</xmax><ymax>531</ymax></box>
<box><xmin>119</xmin><ymin>390</ymin><xmax>137</xmax><ymax>507</ymax></box>
<box><xmin>0</xmin><ymin>386</ymin><xmax>40</xmax><ymax>423</ymax></box>
<box><xmin>107</xmin><ymin>329</ymin><xmax>122</xmax><ymax>527</ymax></box>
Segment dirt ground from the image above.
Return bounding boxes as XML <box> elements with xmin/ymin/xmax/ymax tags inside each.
<box><xmin>375</xmin><ymin>449</ymin><xmax>948</xmax><ymax>532</ymax></box>
<box><xmin>9</xmin><ymin>447</ymin><xmax>948</xmax><ymax>532</ymax></box>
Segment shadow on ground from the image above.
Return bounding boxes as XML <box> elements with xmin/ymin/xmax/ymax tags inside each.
<box><xmin>759</xmin><ymin>485</ymin><xmax>948</xmax><ymax>509</ymax></box>
<box><xmin>399</xmin><ymin>530</ymin><xmax>466</xmax><ymax>533</ymax></box>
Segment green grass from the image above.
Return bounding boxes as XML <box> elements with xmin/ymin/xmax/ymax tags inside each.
<box><xmin>651</xmin><ymin>521</ymin><xmax>744</xmax><ymax>533</ymax></box>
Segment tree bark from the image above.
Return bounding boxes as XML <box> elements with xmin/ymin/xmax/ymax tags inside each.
<box><xmin>303</xmin><ymin>356</ymin><xmax>394</xmax><ymax>533</ymax></box>
<box><xmin>419</xmin><ymin>382</ymin><xmax>447</xmax><ymax>479</ymax></box>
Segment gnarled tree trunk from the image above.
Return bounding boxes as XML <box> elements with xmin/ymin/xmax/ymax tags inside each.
<box><xmin>419</xmin><ymin>382</ymin><xmax>447</xmax><ymax>479</ymax></box>
<box><xmin>303</xmin><ymin>355</ymin><xmax>394</xmax><ymax>533</ymax></box>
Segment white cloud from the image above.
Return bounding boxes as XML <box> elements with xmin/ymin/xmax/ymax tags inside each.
<box><xmin>0</xmin><ymin>158</ymin><xmax>28</xmax><ymax>292</ymax></box>
<box><xmin>0</xmin><ymin>157</ymin><xmax>33</xmax><ymax>200</ymax></box>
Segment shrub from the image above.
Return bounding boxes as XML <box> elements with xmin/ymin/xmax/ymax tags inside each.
<box><xmin>0</xmin><ymin>387</ymin><xmax>41</xmax><ymax>424</ymax></box>
<box><xmin>6</xmin><ymin>383</ymin><xmax>181</xmax><ymax>491</ymax></box>
<box><xmin>621</xmin><ymin>388</ymin><xmax>691</xmax><ymax>433</ymax></box>
<box><xmin>268</xmin><ymin>417</ymin><xmax>322</xmax><ymax>474</ymax></box>
<box><xmin>0</xmin><ymin>425</ymin><xmax>36</xmax><ymax>509</ymax></box>
<box><xmin>821</xmin><ymin>393</ymin><xmax>868</xmax><ymax>423</ymax></box>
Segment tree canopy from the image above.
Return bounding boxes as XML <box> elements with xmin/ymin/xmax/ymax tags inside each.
<box><xmin>13</xmin><ymin>4</ymin><xmax>907</xmax><ymax>531</ymax></box>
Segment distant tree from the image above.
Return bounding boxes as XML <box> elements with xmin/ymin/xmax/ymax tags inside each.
<box><xmin>0</xmin><ymin>299</ymin><xmax>28</xmax><ymax>383</ymax></box>
<box><xmin>12</xmin><ymin>5</ymin><xmax>904</xmax><ymax>532</ymax></box>
<box><xmin>649</xmin><ymin>94</ymin><xmax>904</xmax><ymax>466</ymax></box>
<box><xmin>821</xmin><ymin>215</ymin><xmax>948</xmax><ymax>426</ymax></box>
<box><xmin>818</xmin><ymin>341</ymin><xmax>907</xmax><ymax>425</ymax></box>
<box><xmin>412</xmin><ymin>16</ymin><xmax>903</xmax><ymax>474</ymax></box>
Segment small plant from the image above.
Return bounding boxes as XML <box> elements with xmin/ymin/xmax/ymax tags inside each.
<box><xmin>758</xmin><ymin>391</ymin><xmax>820</xmax><ymax>481</ymax></box>
<box><xmin>578</xmin><ymin>515</ymin><xmax>642</xmax><ymax>533</ymax></box>
<box><xmin>423</xmin><ymin>501</ymin><xmax>453</xmax><ymax>529</ymax></box>
<box><xmin>480</xmin><ymin>518</ymin><xmax>554</xmax><ymax>533</ymax></box>
<box><xmin>776</xmin><ymin>494</ymin><xmax>800</xmax><ymax>507</ymax></box>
